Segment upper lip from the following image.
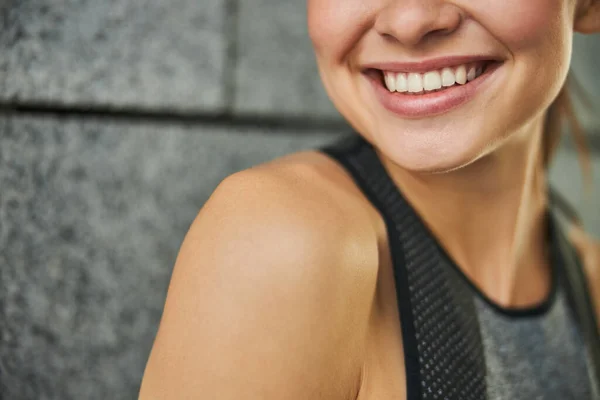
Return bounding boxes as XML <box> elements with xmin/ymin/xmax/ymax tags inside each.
<box><xmin>362</xmin><ymin>55</ymin><xmax>502</xmax><ymax>73</ymax></box>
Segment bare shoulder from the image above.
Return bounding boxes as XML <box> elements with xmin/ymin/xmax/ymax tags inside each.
<box><xmin>569</xmin><ymin>225</ymin><xmax>600</xmax><ymax>328</ymax></box>
<box><xmin>139</xmin><ymin>151</ymin><xmax>379</xmax><ymax>400</ymax></box>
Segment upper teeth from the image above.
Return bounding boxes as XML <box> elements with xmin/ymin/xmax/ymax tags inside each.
<box><xmin>383</xmin><ymin>64</ymin><xmax>485</xmax><ymax>93</ymax></box>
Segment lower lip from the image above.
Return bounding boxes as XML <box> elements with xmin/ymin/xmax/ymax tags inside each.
<box><xmin>366</xmin><ymin>63</ymin><xmax>501</xmax><ymax>118</ymax></box>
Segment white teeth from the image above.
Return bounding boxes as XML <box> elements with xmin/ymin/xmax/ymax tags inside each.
<box><xmin>384</xmin><ymin>72</ymin><xmax>396</xmax><ymax>92</ymax></box>
<box><xmin>407</xmin><ymin>73</ymin><xmax>424</xmax><ymax>93</ymax></box>
<box><xmin>423</xmin><ymin>71</ymin><xmax>442</xmax><ymax>91</ymax></box>
<box><xmin>441</xmin><ymin>68</ymin><xmax>455</xmax><ymax>87</ymax></box>
<box><xmin>382</xmin><ymin>63</ymin><xmax>488</xmax><ymax>93</ymax></box>
<box><xmin>455</xmin><ymin>65</ymin><xmax>467</xmax><ymax>85</ymax></box>
<box><xmin>396</xmin><ymin>73</ymin><xmax>408</xmax><ymax>92</ymax></box>
<box><xmin>467</xmin><ymin>67</ymin><xmax>477</xmax><ymax>82</ymax></box>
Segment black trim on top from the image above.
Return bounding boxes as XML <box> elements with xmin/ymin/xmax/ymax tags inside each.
<box><xmin>361</xmin><ymin>136</ymin><xmax>560</xmax><ymax>319</ymax></box>
<box><xmin>318</xmin><ymin>136</ymin><xmax>422</xmax><ymax>400</ymax></box>
<box><xmin>429</xmin><ymin>214</ymin><xmax>560</xmax><ymax>319</ymax></box>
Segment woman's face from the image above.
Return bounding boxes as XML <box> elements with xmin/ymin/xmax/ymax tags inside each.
<box><xmin>308</xmin><ymin>0</ymin><xmax>593</xmax><ymax>172</ymax></box>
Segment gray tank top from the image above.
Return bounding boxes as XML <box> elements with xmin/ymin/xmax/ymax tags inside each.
<box><xmin>476</xmin><ymin>281</ymin><xmax>592</xmax><ymax>398</ymax></box>
<box><xmin>320</xmin><ymin>134</ymin><xmax>594</xmax><ymax>399</ymax></box>
<box><xmin>431</xmin><ymin>212</ymin><xmax>593</xmax><ymax>398</ymax></box>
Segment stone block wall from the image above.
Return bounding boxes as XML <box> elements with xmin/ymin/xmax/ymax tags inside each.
<box><xmin>0</xmin><ymin>1</ymin><xmax>598</xmax><ymax>399</ymax></box>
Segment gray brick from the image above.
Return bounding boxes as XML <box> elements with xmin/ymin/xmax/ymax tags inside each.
<box><xmin>0</xmin><ymin>114</ymin><xmax>342</xmax><ymax>400</ymax></box>
<box><xmin>0</xmin><ymin>0</ymin><xmax>226</xmax><ymax>111</ymax></box>
<box><xmin>234</xmin><ymin>0</ymin><xmax>342</xmax><ymax>118</ymax></box>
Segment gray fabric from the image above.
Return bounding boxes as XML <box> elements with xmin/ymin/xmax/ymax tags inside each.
<box><xmin>476</xmin><ymin>287</ymin><xmax>592</xmax><ymax>399</ymax></box>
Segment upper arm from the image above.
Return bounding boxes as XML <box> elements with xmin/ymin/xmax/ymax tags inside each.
<box><xmin>139</xmin><ymin>168</ymin><xmax>377</xmax><ymax>399</ymax></box>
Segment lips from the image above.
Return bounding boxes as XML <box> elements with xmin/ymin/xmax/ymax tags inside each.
<box><xmin>362</xmin><ymin>57</ymin><xmax>503</xmax><ymax>118</ymax></box>
<box><xmin>362</xmin><ymin>55</ymin><xmax>502</xmax><ymax>74</ymax></box>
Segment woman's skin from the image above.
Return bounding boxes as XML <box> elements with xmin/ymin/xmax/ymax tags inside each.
<box><xmin>139</xmin><ymin>1</ymin><xmax>600</xmax><ymax>399</ymax></box>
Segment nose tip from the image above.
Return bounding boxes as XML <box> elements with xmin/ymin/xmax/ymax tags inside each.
<box><xmin>374</xmin><ymin>1</ymin><xmax>464</xmax><ymax>47</ymax></box>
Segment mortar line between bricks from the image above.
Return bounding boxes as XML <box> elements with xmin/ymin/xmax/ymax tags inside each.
<box><xmin>0</xmin><ymin>102</ymin><xmax>350</xmax><ymax>133</ymax></box>
<box><xmin>0</xmin><ymin>103</ymin><xmax>599</xmax><ymax>153</ymax></box>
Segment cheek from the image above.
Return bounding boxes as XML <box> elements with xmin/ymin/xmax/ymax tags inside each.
<box><xmin>474</xmin><ymin>0</ymin><xmax>574</xmax><ymax>103</ymax></box>
<box><xmin>307</xmin><ymin>0</ymin><xmax>374</xmax><ymax>60</ymax></box>
<box><xmin>473</xmin><ymin>0</ymin><xmax>573</xmax><ymax>49</ymax></box>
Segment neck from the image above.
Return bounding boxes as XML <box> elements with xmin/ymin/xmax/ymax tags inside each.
<box><xmin>378</xmin><ymin>117</ymin><xmax>550</xmax><ymax>307</ymax></box>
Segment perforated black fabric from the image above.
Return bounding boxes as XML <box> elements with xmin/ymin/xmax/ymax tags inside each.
<box><xmin>320</xmin><ymin>134</ymin><xmax>488</xmax><ymax>400</ymax></box>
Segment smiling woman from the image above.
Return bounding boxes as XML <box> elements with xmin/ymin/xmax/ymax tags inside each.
<box><xmin>307</xmin><ymin>0</ymin><xmax>595</xmax><ymax>172</ymax></box>
<box><xmin>138</xmin><ymin>1</ymin><xmax>600</xmax><ymax>399</ymax></box>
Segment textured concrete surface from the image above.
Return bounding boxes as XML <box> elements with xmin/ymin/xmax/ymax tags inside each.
<box><xmin>0</xmin><ymin>0</ymin><xmax>227</xmax><ymax>111</ymax></box>
<box><xmin>234</xmin><ymin>0</ymin><xmax>341</xmax><ymax>118</ymax></box>
<box><xmin>0</xmin><ymin>115</ymin><xmax>344</xmax><ymax>400</ymax></box>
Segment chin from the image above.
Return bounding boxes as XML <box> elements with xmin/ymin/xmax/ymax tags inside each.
<box><xmin>368</xmin><ymin>125</ymin><xmax>489</xmax><ymax>175</ymax></box>
<box><xmin>395</xmin><ymin>153</ymin><xmax>480</xmax><ymax>175</ymax></box>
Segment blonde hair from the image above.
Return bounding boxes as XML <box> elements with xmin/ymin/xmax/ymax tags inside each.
<box><xmin>543</xmin><ymin>76</ymin><xmax>591</xmax><ymax>175</ymax></box>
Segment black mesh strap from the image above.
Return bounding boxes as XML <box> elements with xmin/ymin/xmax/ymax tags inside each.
<box><xmin>319</xmin><ymin>134</ymin><xmax>487</xmax><ymax>400</ymax></box>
